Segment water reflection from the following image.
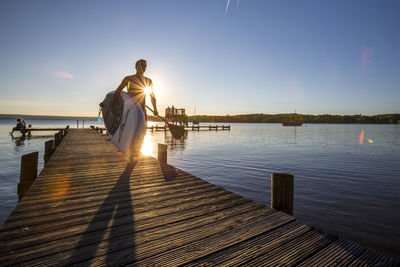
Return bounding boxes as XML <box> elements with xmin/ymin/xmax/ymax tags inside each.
<box><xmin>164</xmin><ymin>130</ymin><xmax>187</xmax><ymax>151</ymax></box>
<box><xmin>140</xmin><ymin>132</ymin><xmax>153</xmax><ymax>156</ymax></box>
<box><xmin>14</xmin><ymin>138</ymin><xmax>25</xmax><ymax>147</ymax></box>
<box><xmin>140</xmin><ymin>127</ymin><xmax>188</xmax><ymax>156</ymax></box>
<box><xmin>11</xmin><ymin>134</ymin><xmax>53</xmax><ymax>141</ymax></box>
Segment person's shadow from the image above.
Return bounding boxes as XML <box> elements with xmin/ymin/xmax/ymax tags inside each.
<box><xmin>66</xmin><ymin>162</ymin><xmax>137</xmax><ymax>265</ymax></box>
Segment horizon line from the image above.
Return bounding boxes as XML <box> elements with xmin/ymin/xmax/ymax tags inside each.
<box><xmin>0</xmin><ymin>112</ymin><xmax>399</xmax><ymax>119</ymax></box>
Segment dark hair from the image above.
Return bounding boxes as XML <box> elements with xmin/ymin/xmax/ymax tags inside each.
<box><xmin>135</xmin><ymin>59</ymin><xmax>147</xmax><ymax>72</ymax></box>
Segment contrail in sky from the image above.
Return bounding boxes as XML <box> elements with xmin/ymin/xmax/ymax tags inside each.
<box><xmin>225</xmin><ymin>0</ymin><xmax>231</xmax><ymax>15</ymax></box>
<box><xmin>225</xmin><ymin>0</ymin><xmax>240</xmax><ymax>15</ymax></box>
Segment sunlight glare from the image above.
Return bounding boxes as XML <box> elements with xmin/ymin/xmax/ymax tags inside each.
<box><xmin>140</xmin><ymin>132</ymin><xmax>153</xmax><ymax>156</ymax></box>
<box><xmin>144</xmin><ymin>86</ymin><xmax>152</xmax><ymax>95</ymax></box>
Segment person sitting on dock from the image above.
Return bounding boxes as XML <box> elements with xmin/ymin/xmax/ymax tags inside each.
<box><xmin>11</xmin><ymin>118</ymin><xmax>27</xmax><ymax>136</ymax></box>
<box><xmin>112</xmin><ymin>59</ymin><xmax>159</xmax><ymax>121</ymax></box>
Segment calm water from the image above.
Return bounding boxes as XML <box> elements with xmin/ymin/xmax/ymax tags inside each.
<box><xmin>1</xmin><ymin>120</ymin><xmax>399</xmax><ymax>257</ymax></box>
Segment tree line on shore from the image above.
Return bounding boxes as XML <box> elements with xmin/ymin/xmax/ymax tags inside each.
<box><xmin>1</xmin><ymin>113</ymin><xmax>399</xmax><ymax>124</ymax></box>
<box><xmin>186</xmin><ymin>113</ymin><xmax>400</xmax><ymax>124</ymax></box>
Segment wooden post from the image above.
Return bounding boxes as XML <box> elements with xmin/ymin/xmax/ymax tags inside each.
<box><xmin>77</xmin><ymin>120</ymin><xmax>79</xmax><ymax>128</ymax></box>
<box><xmin>54</xmin><ymin>132</ymin><xmax>61</xmax><ymax>147</ymax></box>
<box><xmin>83</xmin><ymin>120</ymin><xmax>85</xmax><ymax>128</ymax></box>
<box><xmin>271</xmin><ymin>173</ymin><xmax>294</xmax><ymax>215</ymax></box>
<box><xmin>18</xmin><ymin>152</ymin><xmax>38</xmax><ymax>201</ymax></box>
<box><xmin>44</xmin><ymin>140</ymin><xmax>54</xmax><ymax>164</ymax></box>
<box><xmin>158</xmin><ymin>144</ymin><xmax>167</xmax><ymax>164</ymax></box>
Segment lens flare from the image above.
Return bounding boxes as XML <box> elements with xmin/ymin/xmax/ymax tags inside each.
<box><xmin>144</xmin><ymin>86</ymin><xmax>152</xmax><ymax>95</ymax></box>
<box><xmin>368</xmin><ymin>139</ymin><xmax>374</xmax><ymax>143</ymax></box>
<box><xmin>359</xmin><ymin>130</ymin><xmax>364</xmax><ymax>144</ymax></box>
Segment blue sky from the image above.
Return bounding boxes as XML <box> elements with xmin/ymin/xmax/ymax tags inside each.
<box><xmin>1</xmin><ymin>0</ymin><xmax>399</xmax><ymax>116</ymax></box>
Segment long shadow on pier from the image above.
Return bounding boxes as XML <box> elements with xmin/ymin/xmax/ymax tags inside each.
<box><xmin>160</xmin><ymin>163</ymin><xmax>178</xmax><ymax>181</ymax></box>
<box><xmin>66</xmin><ymin>162</ymin><xmax>137</xmax><ymax>266</ymax></box>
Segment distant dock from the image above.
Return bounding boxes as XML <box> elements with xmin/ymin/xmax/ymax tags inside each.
<box><xmin>11</xmin><ymin>126</ymin><xmax>69</xmax><ymax>134</ymax></box>
<box><xmin>0</xmin><ymin>128</ymin><xmax>398</xmax><ymax>266</ymax></box>
<box><xmin>91</xmin><ymin>124</ymin><xmax>231</xmax><ymax>133</ymax></box>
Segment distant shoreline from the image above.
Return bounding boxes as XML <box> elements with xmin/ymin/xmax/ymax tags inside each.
<box><xmin>1</xmin><ymin>113</ymin><xmax>399</xmax><ymax>124</ymax></box>
<box><xmin>0</xmin><ymin>114</ymin><xmax>160</xmax><ymax>122</ymax></box>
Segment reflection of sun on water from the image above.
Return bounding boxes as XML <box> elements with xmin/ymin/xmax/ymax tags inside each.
<box><xmin>141</xmin><ymin>132</ymin><xmax>153</xmax><ymax>156</ymax></box>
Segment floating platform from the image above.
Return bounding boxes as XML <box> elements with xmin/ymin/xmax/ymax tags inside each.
<box><xmin>0</xmin><ymin>129</ymin><xmax>398</xmax><ymax>266</ymax></box>
<box><xmin>282</xmin><ymin>122</ymin><xmax>303</xmax><ymax>126</ymax></box>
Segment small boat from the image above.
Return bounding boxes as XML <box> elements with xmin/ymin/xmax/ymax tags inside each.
<box><xmin>282</xmin><ymin>112</ymin><xmax>303</xmax><ymax>126</ymax></box>
<box><xmin>282</xmin><ymin>121</ymin><xmax>303</xmax><ymax>126</ymax></box>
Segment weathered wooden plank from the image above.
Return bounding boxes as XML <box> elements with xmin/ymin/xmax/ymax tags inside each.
<box><xmin>126</xmin><ymin>211</ymin><xmax>293</xmax><ymax>267</ymax></box>
<box><xmin>1</xmin><ymin>187</ymin><xmax>230</xmax><ymax>233</ymax></box>
<box><xmin>4</xmin><ymin>202</ymin><xmax>265</xmax><ymax>266</ymax></box>
<box><xmin>5</xmin><ymin>182</ymin><xmax>214</xmax><ymax>223</ymax></box>
<box><xmin>53</xmin><ymin>209</ymin><xmax>283</xmax><ymax>266</ymax></box>
<box><xmin>29</xmin><ymin>160</ymin><xmax>181</xmax><ymax>186</ymax></box>
<box><xmin>0</xmin><ymin>192</ymin><xmax>240</xmax><ymax>244</ymax></box>
<box><xmin>349</xmin><ymin>248</ymin><xmax>400</xmax><ymax>266</ymax></box>
<box><xmin>17</xmin><ymin>173</ymin><xmax>202</xmax><ymax>204</ymax></box>
<box><xmin>6</xmin><ymin>178</ymin><xmax>208</xmax><ymax>217</ymax></box>
<box><xmin>15</xmin><ymin>173</ymin><xmax>202</xmax><ymax>207</ymax></box>
<box><xmin>184</xmin><ymin>221</ymin><xmax>312</xmax><ymax>266</ymax></box>
<box><xmin>0</xmin><ymin>197</ymin><xmax>251</xmax><ymax>253</ymax></box>
<box><xmin>297</xmin><ymin>238</ymin><xmax>366</xmax><ymax>266</ymax></box>
<box><xmin>242</xmin><ymin>229</ymin><xmax>337</xmax><ymax>266</ymax></box>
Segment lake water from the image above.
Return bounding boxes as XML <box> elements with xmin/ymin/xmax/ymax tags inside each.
<box><xmin>0</xmin><ymin>120</ymin><xmax>399</xmax><ymax>257</ymax></box>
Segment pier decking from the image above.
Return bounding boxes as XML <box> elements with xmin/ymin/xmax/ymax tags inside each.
<box><xmin>0</xmin><ymin>129</ymin><xmax>398</xmax><ymax>266</ymax></box>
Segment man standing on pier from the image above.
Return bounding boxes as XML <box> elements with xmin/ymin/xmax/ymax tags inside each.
<box><xmin>111</xmin><ymin>59</ymin><xmax>158</xmax><ymax>120</ymax></box>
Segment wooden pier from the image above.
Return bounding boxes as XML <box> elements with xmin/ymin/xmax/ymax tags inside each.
<box><xmin>11</xmin><ymin>126</ymin><xmax>69</xmax><ymax>135</ymax></box>
<box><xmin>90</xmin><ymin>124</ymin><xmax>231</xmax><ymax>133</ymax></box>
<box><xmin>0</xmin><ymin>129</ymin><xmax>398</xmax><ymax>266</ymax></box>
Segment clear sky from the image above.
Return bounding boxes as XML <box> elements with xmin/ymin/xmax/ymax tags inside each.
<box><xmin>1</xmin><ymin>0</ymin><xmax>399</xmax><ymax>116</ymax></box>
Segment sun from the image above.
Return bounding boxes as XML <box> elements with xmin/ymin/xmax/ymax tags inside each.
<box><xmin>144</xmin><ymin>86</ymin><xmax>152</xmax><ymax>95</ymax></box>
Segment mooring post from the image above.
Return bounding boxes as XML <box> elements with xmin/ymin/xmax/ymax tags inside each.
<box><xmin>158</xmin><ymin>144</ymin><xmax>167</xmax><ymax>164</ymax></box>
<box><xmin>17</xmin><ymin>151</ymin><xmax>39</xmax><ymax>201</ymax></box>
<box><xmin>44</xmin><ymin>140</ymin><xmax>54</xmax><ymax>164</ymax></box>
<box><xmin>271</xmin><ymin>173</ymin><xmax>294</xmax><ymax>215</ymax></box>
<box><xmin>54</xmin><ymin>132</ymin><xmax>61</xmax><ymax>147</ymax></box>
